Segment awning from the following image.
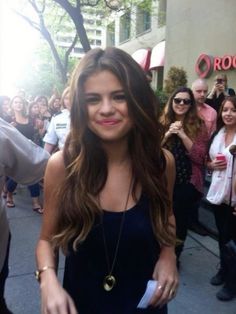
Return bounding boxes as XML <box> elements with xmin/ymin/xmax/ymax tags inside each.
<box><xmin>132</xmin><ymin>49</ymin><xmax>151</xmax><ymax>71</ymax></box>
<box><xmin>149</xmin><ymin>41</ymin><xmax>165</xmax><ymax>69</ymax></box>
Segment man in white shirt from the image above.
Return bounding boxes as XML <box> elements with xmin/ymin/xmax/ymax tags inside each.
<box><xmin>43</xmin><ymin>87</ymin><xmax>70</xmax><ymax>154</ymax></box>
<box><xmin>0</xmin><ymin>118</ymin><xmax>49</xmax><ymax>313</ymax></box>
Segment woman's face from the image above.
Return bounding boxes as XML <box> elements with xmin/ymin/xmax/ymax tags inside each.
<box><xmin>84</xmin><ymin>70</ymin><xmax>133</xmax><ymax>143</ymax></box>
<box><xmin>221</xmin><ymin>100</ymin><xmax>236</xmax><ymax>128</ymax></box>
<box><xmin>172</xmin><ymin>92</ymin><xmax>192</xmax><ymax>118</ymax></box>
<box><xmin>12</xmin><ymin>97</ymin><xmax>24</xmax><ymax>112</ymax></box>
<box><xmin>63</xmin><ymin>93</ymin><xmax>71</xmax><ymax>110</ymax></box>
<box><xmin>38</xmin><ymin>99</ymin><xmax>48</xmax><ymax>114</ymax></box>
<box><xmin>30</xmin><ymin>104</ymin><xmax>39</xmax><ymax>116</ymax></box>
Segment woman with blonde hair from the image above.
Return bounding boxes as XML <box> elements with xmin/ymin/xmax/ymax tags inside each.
<box><xmin>36</xmin><ymin>47</ymin><xmax>178</xmax><ymax>314</ymax></box>
<box><xmin>161</xmin><ymin>86</ymin><xmax>209</xmax><ymax>265</ymax></box>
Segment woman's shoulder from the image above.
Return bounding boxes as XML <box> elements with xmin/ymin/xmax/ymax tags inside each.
<box><xmin>47</xmin><ymin>151</ymin><xmax>65</xmax><ymax>175</ymax></box>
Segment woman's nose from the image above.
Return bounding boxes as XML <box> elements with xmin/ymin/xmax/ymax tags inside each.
<box><xmin>100</xmin><ymin>98</ymin><xmax>114</xmax><ymax>114</ymax></box>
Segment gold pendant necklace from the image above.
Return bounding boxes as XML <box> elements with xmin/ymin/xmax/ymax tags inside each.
<box><xmin>101</xmin><ymin>178</ymin><xmax>133</xmax><ymax>292</ymax></box>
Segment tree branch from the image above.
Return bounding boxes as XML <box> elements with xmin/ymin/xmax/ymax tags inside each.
<box><xmin>64</xmin><ymin>33</ymin><xmax>79</xmax><ymax>71</ymax></box>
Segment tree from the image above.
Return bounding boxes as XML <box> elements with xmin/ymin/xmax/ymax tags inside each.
<box><xmin>164</xmin><ymin>66</ymin><xmax>188</xmax><ymax>96</ymax></box>
<box><xmin>13</xmin><ymin>0</ymin><xmax>151</xmax><ymax>87</ymax></box>
<box><xmin>14</xmin><ymin>0</ymin><xmax>80</xmax><ymax>85</ymax></box>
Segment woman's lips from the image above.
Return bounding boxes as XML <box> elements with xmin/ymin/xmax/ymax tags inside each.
<box><xmin>97</xmin><ymin>119</ymin><xmax>120</xmax><ymax>126</ymax></box>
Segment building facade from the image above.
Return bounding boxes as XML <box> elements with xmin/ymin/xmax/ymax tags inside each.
<box><xmin>106</xmin><ymin>0</ymin><xmax>236</xmax><ymax>91</ymax></box>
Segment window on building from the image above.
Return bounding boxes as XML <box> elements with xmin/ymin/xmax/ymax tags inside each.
<box><xmin>89</xmin><ymin>39</ymin><xmax>95</xmax><ymax>45</ymax></box>
<box><xmin>84</xmin><ymin>18</ymin><xmax>94</xmax><ymax>25</ymax></box>
<box><xmin>119</xmin><ymin>11</ymin><xmax>131</xmax><ymax>43</ymax></box>
<box><xmin>136</xmin><ymin>2</ymin><xmax>151</xmax><ymax>35</ymax></box>
<box><xmin>107</xmin><ymin>22</ymin><xmax>115</xmax><ymax>46</ymax></box>
<box><xmin>96</xmin><ymin>30</ymin><xmax>102</xmax><ymax>36</ymax></box>
<box><xmin>158</xmin><ymin>0</ymin><xmax>166</xmax><ymax>27</ymax></box>
<box><xmin>96</xmin><ymin>39</ymin><xmax>101</xmax><ymax>46</ymax></box>
<box><xmin>73</xmin><ymin>47</ymin><xmax>84</xmax><ymax>54</ymax></box>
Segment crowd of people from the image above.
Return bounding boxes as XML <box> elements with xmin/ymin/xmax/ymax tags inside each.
<box><xmin>0</xmin><ymin>47</ymin><xmax>236</xmax><ymax>313</ymax></box>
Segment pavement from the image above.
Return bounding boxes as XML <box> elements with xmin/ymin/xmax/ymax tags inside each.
<box><xmin>3</xmin><ymin>186</ymin><xmax>236</xmax><ymax>314</ymax></box>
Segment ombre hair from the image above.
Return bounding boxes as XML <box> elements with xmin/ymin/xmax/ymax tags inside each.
<box><xmin>52</xmin><ymin>47</ymin><xmax>175</xmax><ymax>253</ymax></box>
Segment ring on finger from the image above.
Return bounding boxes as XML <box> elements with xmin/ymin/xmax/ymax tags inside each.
<box><xmin>169</xmin><ymin>289</ymin><xmax>176</xmax><ymax>298</ymax></box>
<box><xmin>157</xmin><ymin>284</ymin><xmax>164</xmax><ymax>291</ymax></box>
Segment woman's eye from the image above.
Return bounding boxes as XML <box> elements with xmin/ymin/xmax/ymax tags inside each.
<box><xmin>113</xmin><ymin>94</ymin><xmax>126</xmax><ymax>102</ymax></box>
<box><xmin>85</xmin><ymin>97</ymin><xmax>100</xmax><ymax>105</ymax></box>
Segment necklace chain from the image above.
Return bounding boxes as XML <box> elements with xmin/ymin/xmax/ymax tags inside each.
<box><xmin>100</xmin><ymin>178</ymin><xmax>133</xmax><ymax>291</ymax></box>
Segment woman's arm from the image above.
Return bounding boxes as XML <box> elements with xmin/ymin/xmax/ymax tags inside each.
<box><xmin>149</xmin><ymin>149</ymin><xmax>179</xmax><ymax>308</ymax></box>
<box><xmin>35</xmin><ymin>151</ymin><xmax>77</xmax><ymax>314</ymax></box>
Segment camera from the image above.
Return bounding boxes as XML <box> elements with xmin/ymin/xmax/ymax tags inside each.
<box><xmin>216</xmin><ymin>79</ymin><xmax>223</xmax><ymax>84</ymax></box>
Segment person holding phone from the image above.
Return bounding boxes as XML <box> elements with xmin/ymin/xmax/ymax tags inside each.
<box><xmin>206</xmin><ymin>74</ymin><xmax>235</xmax><ymax>113</ymax></box>
<box><xmin>206</xmin><ymin>96</ymin><xmax>236</xmax><ymax>301</ymax></box>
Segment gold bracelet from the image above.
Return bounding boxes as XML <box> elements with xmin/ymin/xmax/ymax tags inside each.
<box><xmin>35</xmin><ymin>265</ymin><xmax>55</xmax><ymax>282</ymax></box>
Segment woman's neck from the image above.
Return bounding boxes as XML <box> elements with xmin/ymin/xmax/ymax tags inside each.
<box><xmin>174</xmin><ymin>115</ymin><xmax>184</xmax><ymax>122</ymax></box>
<box><xmin>102</xmin><ymin>139</ymin><xmax>130</xmax><ymax>165</ymax></box>
<box><xmin>225</xmin><ymin>125</ymin><xmax>236</xmax><ymax>134</ymax></box>
<box><xmin>14</xmin><ymin>111</ymin><xmax>27</xmax><ymax>123</ymax></box>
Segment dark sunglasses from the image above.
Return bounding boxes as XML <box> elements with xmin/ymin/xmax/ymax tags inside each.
<box><xmin>173</xmin><ymin>98</ymin><xmax>191</xmax><ymax>105</ymax></box>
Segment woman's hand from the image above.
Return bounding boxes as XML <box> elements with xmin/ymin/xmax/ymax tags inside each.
<box><xmin>149</xmin><ymin>248</ymin><xmax>179</xmax><ymax>308</ymax></box>
<box><xmin>209</xmin><ymin>158</ymin><xmax>227</xmax><ymax>171</ymax></box>
<box><xmin>40</xmin><ymin>272</ymin><xmax>78</xmax><ymax>314</ymax></box>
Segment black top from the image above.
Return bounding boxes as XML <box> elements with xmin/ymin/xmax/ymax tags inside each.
<box><xmin>15</xmin><ymin>121</ymin><xmax>35</xmax><ymax>141</ymax></box>
<box><xmin>205</xmin><ymin>88</ymin><xmax>235</xmax><ymax>113</ymax></box>
<box><xmin>63</xmin><ymin>194</ymin><xmax>167</xmax><ymax>314</ymax></box>
<box><xmin>164</xmin><ymin>135</ymin><xmax>192</xmax><ymax>185</ymax></box>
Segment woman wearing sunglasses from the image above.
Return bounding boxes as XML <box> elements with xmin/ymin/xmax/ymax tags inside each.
<box><xmin>160</xmin><ymin>87</ymin><xmax>209</xmax><ymax>266</ymax></box>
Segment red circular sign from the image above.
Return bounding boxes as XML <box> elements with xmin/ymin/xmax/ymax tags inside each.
<box><xmin>195</xmin><ymin>54</ymin><xmax>213</xmax><ymax>78</ymax></box>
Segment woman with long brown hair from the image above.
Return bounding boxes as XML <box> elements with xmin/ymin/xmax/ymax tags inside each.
<box><xmin>206</xmin><ymin>96</ymin><xmax>236</xmax><ymax>301</ymax></box>
<box><xmin>160</xmin><ymin>87</ymin><xmax>209</xmax><ymax>266</ymax></box>
<box><xmin>36</xmin><ymin>47</ymin><xmax>178</xmax><ymax>314</ymax></box>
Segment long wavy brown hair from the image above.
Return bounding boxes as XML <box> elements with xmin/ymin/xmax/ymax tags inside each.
<box><xmin>52</xmin><ymin>47</ymin><xmax>176</xmax><ymax>253</ymax></box>
<box><xmin>160</xmin><ymin>86</ymin><xmax>205</xmax><ymax>148</ymax></box>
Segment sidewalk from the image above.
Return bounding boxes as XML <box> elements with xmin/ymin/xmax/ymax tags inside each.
<box><xmin>4</xmin><ymin>187</ymin><xmax>236</xmax><ymax>314</ymax></box>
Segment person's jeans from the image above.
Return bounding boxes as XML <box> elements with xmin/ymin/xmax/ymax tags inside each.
<box><xmin>7</xmin><ymin>178</ymin><xmax>40</xmax><ymax>197</ymax></box>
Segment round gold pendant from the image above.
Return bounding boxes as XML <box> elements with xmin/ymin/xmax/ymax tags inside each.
<box><xmin>103</xmin><ymin>275</ymin><xmax>116</xmax><ymax>291</ymax></box>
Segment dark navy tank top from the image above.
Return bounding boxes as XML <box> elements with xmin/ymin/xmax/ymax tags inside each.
<box><xmin>63</xmin><ymin>194</ymin><xmax>167</xmax><ymax>314</ymax></box>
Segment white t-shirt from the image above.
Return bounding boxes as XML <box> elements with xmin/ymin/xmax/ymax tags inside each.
<box><xmin>43</xmin><ymin>109</ymin><xmax>70</xmax><ymax>150</ymax></box>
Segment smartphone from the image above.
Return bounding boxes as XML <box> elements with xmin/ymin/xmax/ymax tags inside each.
<box><xmin>216</xmin><ymin>154</ymin><xmax>226</xmax><ymax>162</ymax></box>
<box><xmin>216</xmin><ymin>79</ymin><xmax>223</xmax><ymax>84</ymax></box>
